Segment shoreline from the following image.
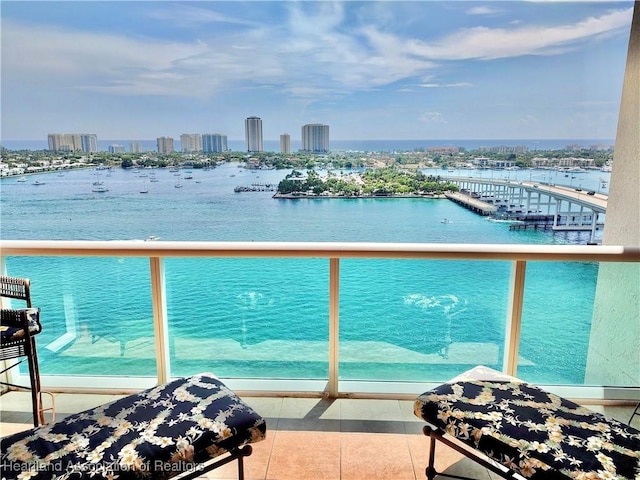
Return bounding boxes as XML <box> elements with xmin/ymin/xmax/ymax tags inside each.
<box><xmin>272</xmin><ymin>192</ymin><xmax>447</xmax><ymax>199</ymax></box>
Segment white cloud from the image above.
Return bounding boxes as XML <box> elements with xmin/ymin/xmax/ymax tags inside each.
<box><xmin>467</xmin><ymin>6</ymin><xmax>502</xmax><ymax>15</ymax></box>
<box><xmin>2</xmin><ymin>21</ymin><xmax>208</xmax><ymax>80</ymax></box>
<box><xmin>147</xmin><ymin>5</ymin><xmax>261</xmax><ymax>28</ymax></box>
<box><xmin>419</xmin><ymin>83</ymin><xmax>473</xmax><ymax>88</ymax></box>
<box><xmin>517</xmin><ymin>114</ymin><xmax>539</xmax><ymax>126</ymax></box>
<box><xmin>400</xmin><ymin>6</ymin><xmax>633</xmax><ymax>60</ymax></box>
<box><xmin>419</xmin><ymin>112</ymin><xmax>446</xmax><ymax>124</ymax></box>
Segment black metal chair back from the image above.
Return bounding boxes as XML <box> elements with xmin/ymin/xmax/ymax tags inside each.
<box><xmin>0</xmin><ymin>276</ymin><xmax>46</xmax><ymax>426</ymax></box>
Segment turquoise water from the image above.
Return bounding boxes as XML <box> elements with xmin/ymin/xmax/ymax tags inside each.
<box><xmin>0</xmin><ymin>163</ymin><xmax>606</xmax><ymax>385</ymax></box>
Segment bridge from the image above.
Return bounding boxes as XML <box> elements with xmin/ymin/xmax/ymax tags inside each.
<box><xmin>444</xmin><ymin>177</ymin><xmax>607</xmax><ymax>244</ymax></box>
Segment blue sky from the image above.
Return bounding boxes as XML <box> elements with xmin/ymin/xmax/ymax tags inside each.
<box><xmin>1</xmin><ymin>1</ymin><xmax>634</xmax><ymax>141</ymax></box>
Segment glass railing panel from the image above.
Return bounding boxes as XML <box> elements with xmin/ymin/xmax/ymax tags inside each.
<box><xmin>5</xmin><ymin>256</ymin><xmax>156</xmax><ymax>376</ymax></box>
<box><xmin>518</xmin><ymin>260</ymin><xmax>599</xmax><ymax>385</ymax></box>
<box><xmin>165</xmin><ymin>258</ymin><xmax>329</xmax><ymax>379</ymax></box>
<box><xmin>339</xmin><ymin>259</ymin><xmax>511</xmax><ymax>383</ymax></box>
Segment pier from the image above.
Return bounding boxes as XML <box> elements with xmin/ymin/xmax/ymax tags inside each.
<box><xmin>444</xmin><ymin>177</ymin><xmax>607</xmax><ymax>244</ymax></box>
<box><xmin>445</xmin><ymin>192</ymin><xmax>496</xmax><ymax>216</ymax></box>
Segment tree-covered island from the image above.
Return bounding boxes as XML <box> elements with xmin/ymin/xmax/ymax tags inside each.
<box><xmin>274</xmin><ymin>167</ymin><xmax>459</xmax><ymax>198</ymax></box>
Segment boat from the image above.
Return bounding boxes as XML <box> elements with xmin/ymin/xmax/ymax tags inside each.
<box><xmin>486</xmin><ymin>217</ymin><xmax>524</xmax><ymax>224</ymax></box>
<box><xmin>32</xmin><ymin>180</ymin><xmax>45</xmax><ymax>185</ymax></box>
<box><xmin>17</xmin><ymin>176</ymin><xmax>27</xmax><ymax>182</ymax></box>
<box><xmin>441</xmin><ymin>218</ymin><xmax>450</xmax><ymax>224</ymax></box>
<box><xmin>92</xmin><ymin>170</ymin><xmax>107</xmax><ymax>191</ymax></box>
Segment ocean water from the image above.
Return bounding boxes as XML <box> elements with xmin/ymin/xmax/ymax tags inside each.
<box><xmin>0</xmin><ymin>163</ymin><xmax>608</xmax><ymax>385</ymax></box>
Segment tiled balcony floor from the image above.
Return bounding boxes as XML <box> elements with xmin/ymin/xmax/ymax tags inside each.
<box><xmin>1</xmin><ymin>390</ymin><xmax>638</xmax><ymax>480</ymax></box>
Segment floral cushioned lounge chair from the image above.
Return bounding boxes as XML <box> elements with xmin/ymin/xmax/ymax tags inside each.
<box><xmin>414</xmin><ymin>366</ymin><xmax>640</xmax><ymax>480</ymax></box>
<box><xmin>0</xmin><ymin>373</ymin><xmax>266</xmax><ymax>480</ymax></box>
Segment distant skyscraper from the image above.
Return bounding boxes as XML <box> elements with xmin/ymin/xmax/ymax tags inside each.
<box><xmin>301</xmin><ymin>124</ymin><xmax>329</xmax><ymax>153</ymax></box>
<box><xmin>130</xmin><ymin>142</ymin><xmax>142</xmax><ymax>153</ymax></box>
<box><xmin>80</xmin><ymin>134</ymin><xmax>98</xmax><ymax>153</ymax></box>
<box><xmin>108</xmin><ymin>144</ymin><xmax>124</xmax><ymax>153</ymax></box>
<box><xmin>157</xmin><ymin>136</ymin><xmax>174</xmax><ymax>154</ymax></box>
<box><xmin>202</xmin><ymin>134</ymin><xmax>228</xmax><ymax>153</ymax></box>
<box><xmin>48</xmin><ymin>134</ymin><xmax>72</xmax><ymax>151</ymax></box>
<box><xmin>245</xmin><ymin>117</ymin><xmax>263</xmax><ymax>152</ymax></box>
<box><xmin>180</xmin><ymin>133</ymin><xmax>202</xmax><ymax>152</ymax></box>
<box><xmin>280</xmin><ymin>133</ymin><xmax>291</xmax><ymax>154</ymax></box>
<box><xmin>48</xmin><ymin>133</ymin><xmax>97</xmax><ymax>152</ymax></box>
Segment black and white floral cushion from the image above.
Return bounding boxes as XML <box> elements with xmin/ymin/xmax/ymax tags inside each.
<box><xmin>0</xmin><ymin>308</ymin><xmax>41</xmax><ymax>342</ymax></box>
<box><xmin>1</xmin><ymin>373</ymin><xmax>266</xmax><ymax>480</ymax></box>
<box><xmin>415</xmin><ymin>371</ymin><xmax>640</xmax><ymax>480</ymax></box>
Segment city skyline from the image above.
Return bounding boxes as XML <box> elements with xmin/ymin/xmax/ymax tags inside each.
<box><xmin>1</xmin><ymin>1</ymin><xmax>634</xmax><ymax>141</ymax></box>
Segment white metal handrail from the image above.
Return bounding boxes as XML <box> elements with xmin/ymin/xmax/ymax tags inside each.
<box><xmin>1</xmin><ymin>240</ymin><xmax>638</xmax><ymax>260</ymax></box>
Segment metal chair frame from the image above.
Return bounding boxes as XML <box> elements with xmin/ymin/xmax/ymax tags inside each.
<box><xmin>0</xmin><ymin>276</ymin><xmax>46</xmax><ymax>426</ymax></box>
<box><xmin>630</xmin><ymin>402</ymin><xmax>640</xmax><ymax>426</ymax></box>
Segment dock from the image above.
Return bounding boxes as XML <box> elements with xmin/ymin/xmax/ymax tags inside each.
<box><xmin>445</xmin><ymin>192</ymin><xmax>497</xmax><ymax>216</ymax></box>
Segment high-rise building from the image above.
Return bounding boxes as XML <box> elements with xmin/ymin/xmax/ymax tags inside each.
<box><xmin>48</xmin><ymin>133</ymin><xmax>97</xmax><ymax>152</ymax></box>
<box><xmin>245</xmin><ymin>117</ymin><xmax>263</xmax><ymax>152</ymax></box>
<box><xmin>108</xmin><ymin>144</ymin><xmax>125</xmax><ymax>153</ymax></box>
<box><xmin>130</xmin><ymin>142</ymin><xmax>142</xmax><ymax>153</ymax></box>
<box><xmin>202</xmin><ymin>134</ymin><xmax>228</xmax><ymax>153</ymax></box>
<box><xmin>280</xmin><ymin>133</ymin><xmax>291</xmax><ymax>154</ymax></box>
<box><xmin>180</xmin><ymin>134</ymin><xmax>202</xmax><ymax>152</ymax></box>
<box><xmin>48</xmin><ymin>134</ymin><xmax>73</xmax><ymax>151</ymax></box>
<box><xmin>80</xmin><ymin>134</ymin><xmax>98</xmax><ymax>153</ymax></box>
<box><xmin>301</xmin><ymin>124</ymin><xmax>329</xmax><ymax>153</ymax></box>
<box><xmin>157</xmin><ymin>137</ymin><xmax>174</xmax><ymax>154</ymax></box>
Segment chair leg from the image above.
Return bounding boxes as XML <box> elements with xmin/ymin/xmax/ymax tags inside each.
<box><xmin>26</xmin><ymin>338</ymin><xmax>44</xmax><ymax>426</ymax></box>
<box><xmin>427</xmin><ymin>434</ymin><xmax>437</xmax><ymax>480</ymax></box>
<box><xmin>630</xmin><ymin>402</ymin><xmax>640</xmax><ymax>425</ymax></box>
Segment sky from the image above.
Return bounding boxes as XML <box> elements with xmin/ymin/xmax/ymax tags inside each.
<box><xmin>0</xmin><ymin>1</ymin><xmax>634</xmax><ymax>141</ymax></box>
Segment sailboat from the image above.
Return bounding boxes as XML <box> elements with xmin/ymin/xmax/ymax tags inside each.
<box><xmin>92</xmin><ymin>170</ymin><xmax>108</xmax><ymax>192</ymax></box>
<box><xmin>140</xmin><ymin>179</ymin><xmax>149</xmax><ymax>193</ymax></box>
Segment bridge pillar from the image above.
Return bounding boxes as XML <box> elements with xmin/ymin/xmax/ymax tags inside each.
<box><xmin>588</xmin><ymin>213</ymin><xmax>598</xmax><ymax>245</ymax></box>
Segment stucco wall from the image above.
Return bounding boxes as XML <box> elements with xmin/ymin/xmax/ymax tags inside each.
<box><xmin>586</xmin><ymin>1</ymin><xmax>640</xmax><ymax>387</ymax></box>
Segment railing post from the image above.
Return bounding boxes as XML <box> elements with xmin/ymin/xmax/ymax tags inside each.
<box><xmin>504</xmin><ymin>260</ymin><xmax>526</xmax><ymax>377</ymax></box>
<box><xmin>149</xmin><ymin>257</ymin><xmax>170</xmax><ymax>384</ymax></box>
<box><xmin>328</xmin><ymin>258</ymin><xmax>340</xmax><ymax>397</ymax></box>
